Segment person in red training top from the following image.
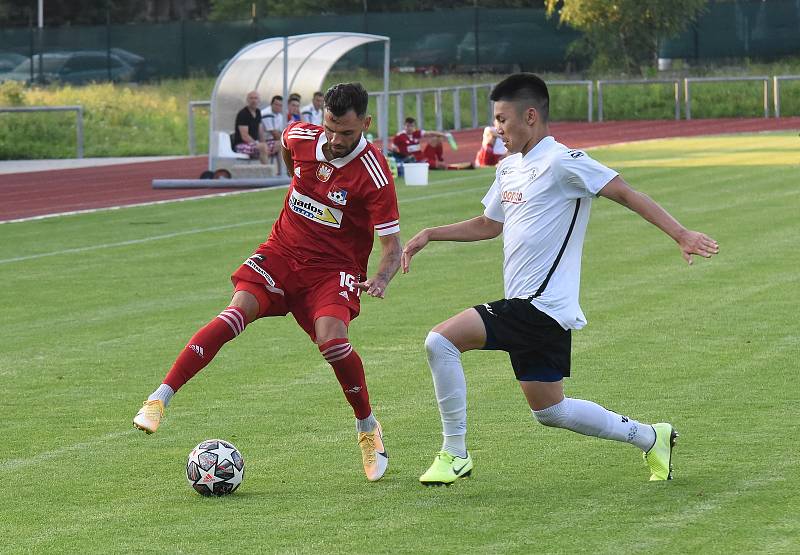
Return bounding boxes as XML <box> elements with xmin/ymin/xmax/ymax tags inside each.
<box><xmin>390</xmin><ymin>117</ymin><xmax>450</xmax><ymax>168</ymax></box>
<box><xmin>474</xmin><ymin>126</ymin><xmax>508</xmax><ymax>167</ymax></box>
<box><xmin>133</xmin><ymin>83</ymin><xmax>402</xmax><ymax>483</ymax></box>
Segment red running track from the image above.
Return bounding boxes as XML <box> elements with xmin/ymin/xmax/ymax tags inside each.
<box><xmin>1</xmin><ymin>117</ymin><xmax>798</xmax><ymax>222</ymax></box>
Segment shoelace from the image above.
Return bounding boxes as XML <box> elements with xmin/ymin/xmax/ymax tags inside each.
<box><xmin>359</xmin><ymin>433</ymin><xmax>376</xmax><ymax>465</ymax></box>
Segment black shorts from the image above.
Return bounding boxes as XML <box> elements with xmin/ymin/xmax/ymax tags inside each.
<box><xmin>473</xmin><ymin>298</ymin><xmax>571</xmax><ymax>382</ymax></box>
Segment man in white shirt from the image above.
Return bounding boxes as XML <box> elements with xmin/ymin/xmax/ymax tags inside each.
<box><xmin>402</xmin><ymin>73</ymin><xmax>719</xmax><ymax>486</ymax></box>
<box><xmin>301</xmin><ymin>91</ymin><xmax>324</xmax><ymax>125</ymax></box>
<box><xmin>260</xmin><ymin>95</ymin><xmax>285</xmax><ymax>154</ymax></box>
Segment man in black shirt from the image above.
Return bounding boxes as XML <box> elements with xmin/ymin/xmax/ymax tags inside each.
<box><xmin>233</xmin><ymin>91</ymin><xmax>270</xmax><ymax>164</ymax></box>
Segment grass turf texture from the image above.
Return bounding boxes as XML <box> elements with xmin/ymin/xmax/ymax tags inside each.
<box><xmin>2</xmin><ymin>133</ymin><xmax>798</xmax><ymax>552</ymax></box>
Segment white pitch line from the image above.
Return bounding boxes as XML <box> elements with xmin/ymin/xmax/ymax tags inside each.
<box><xmin>0</xmin><ymin>181</ymin><xmax>491</xmax><ymax>266</ymax></box>
<box><xmin>0</xmin><ymin>429</ymin><xmax>137</xmax><ymax>471</ymax></box>
<box><xmin>0</xmin><ymin>186</ymin><xmax>270</xmax><ymax>225</ymax></box>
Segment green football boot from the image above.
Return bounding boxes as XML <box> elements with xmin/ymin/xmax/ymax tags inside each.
<box><xmin>643</xmin><ymin>423</ymin><xmax>678</xmax><ymax>481</ymax></box>
<box><xmin>419</xmin><ymin>451</ymin><xmax>473</xmax><ymax>486</ymax></box>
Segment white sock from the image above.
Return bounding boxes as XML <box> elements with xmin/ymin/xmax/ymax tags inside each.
<box><xmin>356</xmin><ymin>412</ymin><xmax>378</xmax><ymax>433</ymax></box>
<box><xmin>532</xmin><ymin>397</ymin><xmax>655</xmax><ymax>451</ymax></box>
<box><xmin>425</xmin><ymin>332</ymin><xmax>467</xmax><ymax>458</ymax></box>
<box><xmin>147</xmin><ymin>384</ymin><xmax>175</xmax><ymax>407</ymax></box>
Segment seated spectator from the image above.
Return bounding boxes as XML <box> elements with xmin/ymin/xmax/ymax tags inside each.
<box><xmin>232</xmin><ymin>91</ymin><xmax>270</xmax><ymax>164</ymax></box>
<box><xmin>301</xmin><ymin>91</ymin><xmax>324</xmax><ymax>125</ymax></box>
<box><xmin>261</xmin><ymin>95</ymin><xmax>285</xmax><ymax>147</ymax></box>
<box><xmin>287</xmin><ymin>94</ymin><xmax>302</xmax><ymax>123</ymax></box>
<box><xmin>474</xmin><ymin>126</ymin><xmax>507</xmax><ymax>167</ymax></box>
<box><xmin>389</xmin><ymin>117</ymin><xmax>450</xmax><ymax>168</ymax></box>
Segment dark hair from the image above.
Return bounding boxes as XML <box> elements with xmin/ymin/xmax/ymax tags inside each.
<box><xmin>313</xmin><ymin>91</ymin><xmax>324</xmax><ymax>98</ymax></box>
<box><xmin>288</xmin><ymin>93</ymin><xmax>301</xmax><ymax>102</ymax></box>
<box><xmin>490</xmin><ymin>73</ymin><xmax>549</xmax><ymax>122</ymax></box>
<box><xmin>270</xmin><ymin>95</ymin><xmax>283</xmax><ymax>104</ymax></box>
<box><xmin>324</xmin><ymin>83</ymin><xmax>369</xmax><ymax>118</ymax></box>
<box><xmin>404</xmin><ymin>117</ymin><xmax>416</xmax><ymax>125</ymax></box>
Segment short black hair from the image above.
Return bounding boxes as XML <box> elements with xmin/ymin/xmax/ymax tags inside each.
<box><xmin>288</xmin><ymin>93</ymin><xmax>301</xmax><ymax>102</ymax></box>
<box><xmin>270</xmin><ymin>95</ymin><xmax>283</xmax><ymax>104</ymax></box>
<box><xmin>490</xmin><ymin>73</ymin><xmax>549</xmax><ymax>122</ymax></box>
<box><xmin>324</xmin><ymin>83</ymin><xmax>369</xmax><ymax>118</ymax></box>
<box><xmin>404</xmin><ymin>117</ymin><xmax>416</xmax><ymax>125</ymax></box>
<box><xmin>313</xmin><ymin>91</ymin><xmax>324</xmax><ymax>98</ymax></box>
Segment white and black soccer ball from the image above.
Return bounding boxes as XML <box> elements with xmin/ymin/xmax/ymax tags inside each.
<box><xmin>186</xmin><ymin>439</ymin><xmax>244</xmax><ymax>496</ymax></box>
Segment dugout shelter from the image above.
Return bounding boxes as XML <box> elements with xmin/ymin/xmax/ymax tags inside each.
<box><xmin>209</xmin><ymin>32</ymin><xmax>390</xmax><ymax>179</ymax></box>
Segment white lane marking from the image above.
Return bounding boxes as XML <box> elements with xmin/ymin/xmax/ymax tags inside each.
<box><xmin>0</xmin><ymin>187</ymin><xmax>269</xmax><ymax>225</ymax></box>
<box><xmin>0</xmin><ymin>429</ymin><xmax>137</xmax><ymax>471</ymax></box>
<box><xmin>0</xmin><ymin>180</ymin><xmax>491</xmax><ymax>266</ymax></box>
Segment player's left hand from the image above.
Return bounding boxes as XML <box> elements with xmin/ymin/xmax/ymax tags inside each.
<box><xmin>678</xmin><ymin>229</ymin><xmax>719</xmax><ymax>265</ymax></box>
<box><xmin>355</xmin><ymin>278</ymin><xmax>388</xmax><ymax>298</ymax></box>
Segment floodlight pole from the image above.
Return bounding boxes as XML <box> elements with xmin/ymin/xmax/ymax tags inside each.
<box><xmin>382</xmin><ymin>39</ymin><xmax>390</xmax><ymax>156</ymax></box>
<box><xmin>280</xmin><ymin>35</ymin><xmax>289</xmax><ymax>177</ymax></box>
<box><xmin>38</xmin><ymin>0</ymin><xmax>43</xmax><ymax>28</ymax></box>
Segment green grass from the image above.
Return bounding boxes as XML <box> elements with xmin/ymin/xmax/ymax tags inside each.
<box><xmin>2</xmin><ymin>67</ymin><xmax>800</xmax><ymax>159</ymax></box>
<box><xmin>2</xmin><ymin>134</ymin><xmax>799</xmax><ymax>553</ymax></box>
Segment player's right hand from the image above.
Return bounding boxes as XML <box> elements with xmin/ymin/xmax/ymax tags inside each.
<box><xmin>401</xmin><ymin>229</ymin><xmax>430</xmax><ymax>273</ymax></box>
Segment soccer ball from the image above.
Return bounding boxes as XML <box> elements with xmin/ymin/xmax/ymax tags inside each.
<box><xmin>186</xmin><ymin>439</ymin><xmax>244</xmax><ymax>496</ymax></box>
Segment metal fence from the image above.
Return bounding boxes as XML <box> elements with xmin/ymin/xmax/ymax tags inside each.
<box><xmin>187</xmin><ymin>76</ymin><xmax>800</xmax><ymax>154</ymax></box>
<box><xmin>684</xmin><ymin>76</ymin><xmax>770</xmax><ymax>120</ymax></box>
<box><xmin>773</xmin><ymin>75</ymin><xmax>800</xmax><ymax>118</ymax></box>
<box><xmin>0</xmin><ymin>105</ymin><xmax>84</xmax><ymax>157</ymax></box>
<box><xmin>597</xmin><ymin>79</ymin><xmax>681</xmax><ymax>122</ymax></box>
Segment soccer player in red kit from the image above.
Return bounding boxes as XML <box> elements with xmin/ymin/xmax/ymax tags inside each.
<box><xmin>133</xmin><ymin>83</ymin><xmax>402</xmax><ymax>482</ymax></box>
<box><xmin>390</xmin><ymin>117</ymin><xmax>450</xmax><ymax>168</ymax></box>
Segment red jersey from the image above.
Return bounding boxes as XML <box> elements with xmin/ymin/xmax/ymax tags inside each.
<box><xmin>264</xmin><ymin>121</ymin><xmax>400</xmax><ymax>275</ymax></box>
<box><xmin>392</xmin><ymin>129</ymin><xmax>426</xmax><ymax>161</ymax></box>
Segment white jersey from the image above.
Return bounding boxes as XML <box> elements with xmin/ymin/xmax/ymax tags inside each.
<box><xmin>481</xmin><ymin>136</ymin><xmax>618</xmax><ymax>330</ymax></box>
<box><xmin>300</xmin><ymin>103</ymin><xmax>323</xmax><ymax>125</ymax></box>
<box><xmin>261</xmin><ymin>106</ymin><xmax>285</xmax><ymax>134</ymax></box>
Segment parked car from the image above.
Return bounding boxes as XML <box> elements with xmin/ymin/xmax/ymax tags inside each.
<box><xmin>1</xmin><ymin>51</ymin><xmax>135</xmax><ymax>85</ymax></box>
<box><xmin>0</xmin><ymin>52</ymin><xmax>26</xmax><ymax>74</ymax></box>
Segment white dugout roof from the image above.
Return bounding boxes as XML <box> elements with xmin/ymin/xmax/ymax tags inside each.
<box><xmin>210</xmin><ymin>32</ymin><xmax>391</xmax><ymax>165</ymax></box>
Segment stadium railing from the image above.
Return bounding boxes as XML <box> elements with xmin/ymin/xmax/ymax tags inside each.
<box><xmin>684</xmin><ymin>76</ymin><xmax>770</xmax><ymax>120</ymax></box>
<box><xmin>0</xmin><ymin>105</ymin><xmax>84</xmax><ymax>158</ymax></box>
<box><xmin>773</xmin><ymin>75</ymin><xmax>800</xmax><ymax>118</ymax></box>
<box><xmin>596</xmin><ymin>79</ymin><xmax>681</xmax><ymax>122</ymax></box>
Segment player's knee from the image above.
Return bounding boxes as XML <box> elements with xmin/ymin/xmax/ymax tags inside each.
<box><xmin>531</xmin><ymin>400</ymin><xmax>569</xmax><ymax>428</ymax></box>
<box><xmin>425</xmin><ymin>331</ymin><xmax>459</xmax><ymax>361</ymax></box>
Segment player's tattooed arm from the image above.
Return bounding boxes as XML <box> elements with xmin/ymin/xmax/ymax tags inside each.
<box><xmin>356</xmin><ymin>233</ymin><xmax>401</xmax><ymax>299</ymax></box>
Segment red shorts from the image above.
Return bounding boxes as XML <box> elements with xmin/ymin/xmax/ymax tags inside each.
<box><xmin>231</xmin><ymin>246</ymin><xmax>362</xmax><ymax>340</ymax></box>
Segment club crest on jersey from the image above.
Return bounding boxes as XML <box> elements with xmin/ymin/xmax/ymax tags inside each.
<box><xmin>327</xmin><ymin>187</ymin><xmax>348</xmax><ymax>206</ymax></box>
<box><xmin>316</xmin><ymin>163</ymin><xmax>334</xmax><ymax>182</ymax></box>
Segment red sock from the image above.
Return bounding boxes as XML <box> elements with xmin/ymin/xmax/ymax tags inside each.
<box><xmin>163</xmin><ymin>306</ymin><xmax>247</xmax><ymax>392</ymax></box>
<box><xmin>319</xmin><ymin>338</ymin><xmax>371</xmax><ymax>419</ymax></box>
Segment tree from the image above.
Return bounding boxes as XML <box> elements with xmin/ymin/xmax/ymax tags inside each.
<box><xmin>544</xmin><ymin>0</ymin><xmax>708</xmax><ymax>74</ymax></box>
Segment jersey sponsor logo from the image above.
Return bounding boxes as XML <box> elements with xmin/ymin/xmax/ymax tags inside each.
<box><xmin>327</xmin><ymin>187</ymin><xmax>348</xmax><ymax>206</ymax></box>
<box><xmin>289</xmin><ymin>189</ymin><xmax>343</xmax><ymax>228</ymax></box>
<box><xmin>567</xmin><ymin>149</ymin><xmax>585</xmax><ymax>159</ymax></box>
<box><xmin>501</xmin><ymin>190</ymin><xmax>526</xmax><ymax>204</ymax></box>
<box><xmin>500</xmin><ymin>167</ymin><xmax>515</xmax><ymax>176</ymax></box>
<box><xmin>316</xmin><ymin>163</ymin><xmax>334</xmax><ymax>182</ymax></box>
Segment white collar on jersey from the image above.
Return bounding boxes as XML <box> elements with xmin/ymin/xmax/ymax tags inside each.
<box><xmin>522</xmin><ymin>135</ymin><xmax>556</xmax><ymax>161</ymax></box>
<box><xmin>315</xmin><ymin>132</ymin><xmax>368</xmax><ymax>168</ymax></box>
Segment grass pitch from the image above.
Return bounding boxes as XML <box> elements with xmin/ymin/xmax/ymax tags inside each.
<box><xmin>2</xmin><ymin>133</ymin><xmax>798</xmax><ymax>553</ymax></box>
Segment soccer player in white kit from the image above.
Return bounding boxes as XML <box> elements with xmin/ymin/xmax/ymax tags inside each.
<box><xmin>402</xmin><ymin>73</ymin><xmax>719</xmax><ymax>486</ymax></box>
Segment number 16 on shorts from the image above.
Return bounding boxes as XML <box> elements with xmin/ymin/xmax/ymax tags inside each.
<box><xmin>339</xmin><ymin>272</ymin><xmax>361</xmax><ymax>296</ymax></box>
